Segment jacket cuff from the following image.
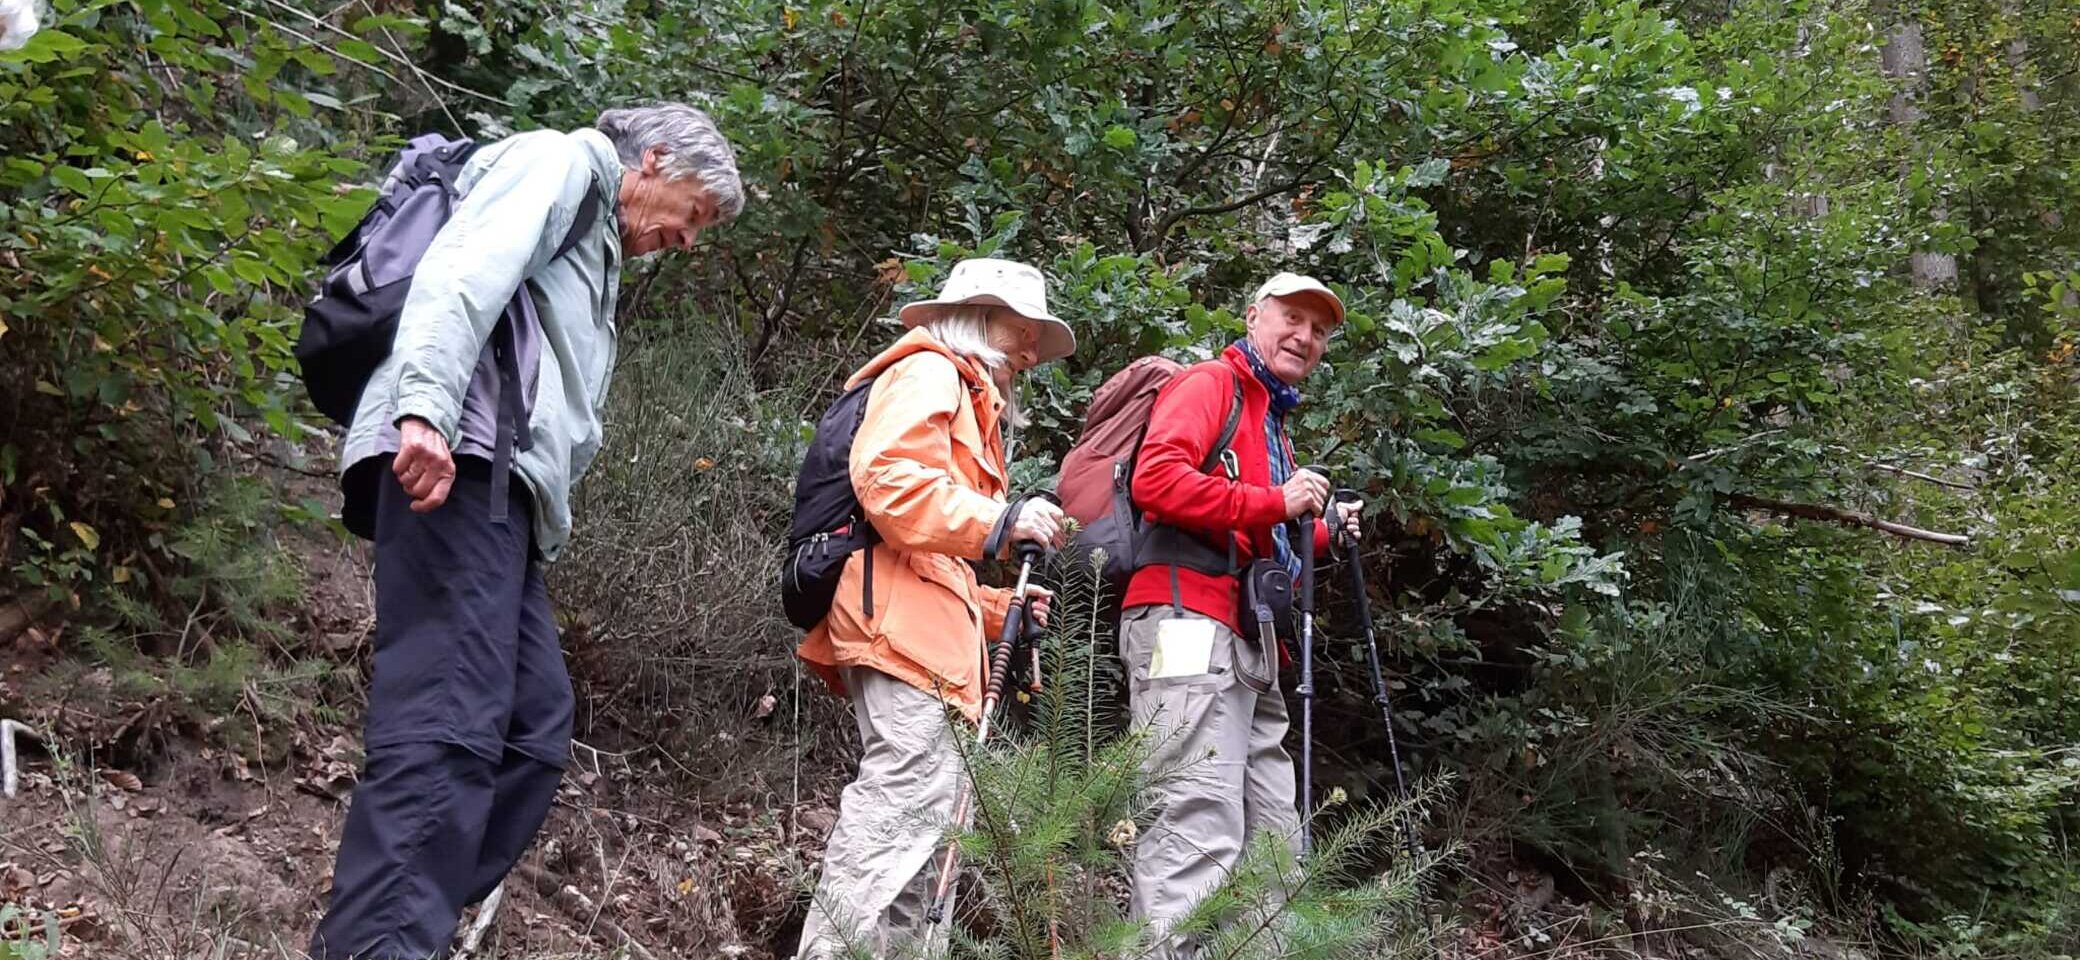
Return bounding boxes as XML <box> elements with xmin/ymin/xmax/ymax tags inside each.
<box><xmin>971</xmin><ymin>499</ymin><xmax>1011</xmax><ymax>560</ymax></box>
<box><xmin>1243</xmin><ymin>483</ymin><xmax>1289</xmax><ymax>528</ymax></box>
<box><xmin>393</xmin><ymin>385</ymin><xmax>462</xmax><ymax>448</ymax></box>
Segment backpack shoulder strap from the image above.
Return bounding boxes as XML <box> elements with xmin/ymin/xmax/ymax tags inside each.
<box><xmin>552</xmin><ymin>176</ymin><xmax>604</xmax><ymax>262</ymax></box>
<box><xmin>1204</xmin><ymin>365</ymin><xmax>1246</xmax><ymax>472</ymax></box>
<box><xmin>394</xmin><ymin>135</ymin><xmax>477</xmax><ymax>193</ymax></box>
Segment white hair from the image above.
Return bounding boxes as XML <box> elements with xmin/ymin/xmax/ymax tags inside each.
<box><xmin>923</xmin><ymin>305</ymin><xmax>1007</xmax><ymax>369</ymax></box>
<box><xmin>595</xmin><ymin>102</ymin><xmax>745</xmax><ymax>221</ymax></box>
<box><xmin>0</xmin><ymin>0</ymin><xmax>40</xmax><ymax>51</ymax></box>
<box><xmin>922</xmin><ymin>305</ymin><xmax>1026</xmax><ymax>429</ymax></box>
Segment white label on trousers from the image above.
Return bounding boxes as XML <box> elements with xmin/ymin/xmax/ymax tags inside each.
<box><xmin>1149</xmin><ymin>618</ymin><xmax>1217</xmax><ymax>679</ymax></box>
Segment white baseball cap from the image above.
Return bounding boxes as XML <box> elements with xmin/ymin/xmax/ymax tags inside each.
<box><xmin>1250</xmin><ymin>272</ymin><xmax>1345</xmax><ymax>325</ymax></box>
<box><xmin>898</xmin><ymin>257</ymin><xmax>1077</xmax><ymax>363</ymax></box>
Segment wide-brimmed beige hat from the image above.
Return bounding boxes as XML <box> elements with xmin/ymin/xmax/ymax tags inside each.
<box><xmin>1251</xmin><ymin>271</ymin><xmax>1346</xmax><ymax>325</ymax></box>
<box><xmin>898</xmin><ymin>257</ymin><xmax>1077</xmax><ymax>363</ymax></box>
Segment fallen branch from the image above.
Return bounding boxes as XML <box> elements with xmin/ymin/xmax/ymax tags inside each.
<box><xmin>1729</xmin><ymin>494</ymin><xmax>1970</xmax><ymax>547</ymax></box>
<box><xmin>2</xmin><ymin>718</ymin><xmax>45</xmax><ymax>798</ymax></box>
<box><xmin>514</xmin><ymin>863</ymin><xmax>657</xmax><ymax>960</ymax></box>
<box><xmin>453</xmin><ymin>882</ymin><xmax>504</xmax><ymax>959</ymax></box>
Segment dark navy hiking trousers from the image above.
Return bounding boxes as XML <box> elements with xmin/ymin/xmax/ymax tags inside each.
<box><xmin>311</xmin><ymin>456</ymin><xmax>574</xmax><ymax>960</ymax></box>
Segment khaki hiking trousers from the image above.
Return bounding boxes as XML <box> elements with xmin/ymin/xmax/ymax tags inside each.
<box><xmin>1120</xmin><ymin>605</ymin><xmax>1303</xmax><ymax>960</ymax></box>
<box><xmin>797</xmin><ymin>666</ymin><xmax>967</xmax><ymax>960</ymax></box>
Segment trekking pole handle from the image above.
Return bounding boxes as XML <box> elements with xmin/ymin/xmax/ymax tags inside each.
<box><xmin>1297</xmin><ymin>513</ymin><xmax>1316</xmax><ymax>605</ymax></box>
<box><xmin>988</xmin><ymin>491</ymin><xmax>1062</xmax><ymax>562</ymax></box>
<box><xmin>1297</xmin><ymin>465</ymin><xmax>1329</xmax><ymax>607</ymax></box>
<box><xmin>932</xmin><ymin>545</ymin><xmax>1043</xmax><ymax>928</ymax></box>
<box><xmin>984</xmin><ymin>555</ymin><xmax>1038</xmax><ymax>711</ymax></box>
<box><xmin>1330</xmin><ymin>488</ymin><xmax>1363</xmax><ymax>553</ymax></box>
<box><xmin>981</xmin><ymin>577</ymin><xmax>1031</xmax><ymax>710</ymax></box>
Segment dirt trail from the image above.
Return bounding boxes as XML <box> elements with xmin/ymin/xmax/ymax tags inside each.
<box><xmin>0</xmin><ymin>479</ymin><xmax>829</xmax><ymax>960</ymax></box>
<box><xmin>0</xmin><ymin>736</ymin><xmax>829</xmax><ymax>959</ymax></box>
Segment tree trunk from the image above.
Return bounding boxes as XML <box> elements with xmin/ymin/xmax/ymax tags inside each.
<box><xmin>1879</xmin><ymin>15</ymin><xmax>1959</xmax><ymax>290</ymax></box>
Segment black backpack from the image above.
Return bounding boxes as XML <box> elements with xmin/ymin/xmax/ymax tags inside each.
<box><xmin>781</xmin><ymin>377</ymin><xmax>883</xmax><ymax>630</ymax></box>
<box><xmin>295</xmin><ymin>132</ymin><xmax>602</xmax><ymax>428</ymax></box>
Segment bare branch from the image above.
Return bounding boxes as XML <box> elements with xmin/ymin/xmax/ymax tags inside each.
<box><xmin>1729</xmin><ymin>493</ymin><xmax>1970</xmax><ymax>547</ymax></box>
<box><xmin>1866</xmin><ymin>460</ymin><xmax>1976</xmax><ymax>490</ymax></box>
<box><xmin>1144</xmin><ymin>177</ymin><xmax>1311</xmax><ymax>250</ymax></box>
<box><xmin>513</xmin><ymin>863</ymin><xmax>658</xmax><ymax>960</ymax></box>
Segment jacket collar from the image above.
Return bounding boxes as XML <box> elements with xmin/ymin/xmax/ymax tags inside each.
<box><xmin>570</xmin><ymin>128</ymin><xmax>625</xmax><ymax>201</ymax></box>
<box><xmin>850</xmin><ymin>327</ymin><xmax>996</xmax><ymax>391</ymax></box>
<box><xmin>1220</xmin><ymin>343</ymin><xmax>1271</xmax><ymax>407</ymax></box>
<box><xmin>571</xmin><ymin>128</ymin><xmax>625</xmax><ymax>262</ymax></box>
<box><xmin>850</xmin><ymin>328</ymin><xmax>1008</xmax><ymax>485</ymax></box>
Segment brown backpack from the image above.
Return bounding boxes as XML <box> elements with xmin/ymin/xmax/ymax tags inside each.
<box><xmin>1059</xmin><ymin>357</ymin><xmax>1186</xmax><ymax>525</ymax></box>
<box><xmin>1056</xmin><ymin>357</ymin><xmax>1244</xmax><ymax>603</ymax></box>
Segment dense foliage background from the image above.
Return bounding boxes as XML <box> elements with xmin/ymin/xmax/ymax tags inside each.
<box><xmin>3</xmin><ymin>0</ymin><xmax>2076</xmax><ymax>953</ymax></box>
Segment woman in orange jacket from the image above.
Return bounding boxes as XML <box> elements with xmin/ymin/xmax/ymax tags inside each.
<box><xmin>794</xmin><ymin>258</ymin><xmax>1075</xmax><ymax>960</ymax></box>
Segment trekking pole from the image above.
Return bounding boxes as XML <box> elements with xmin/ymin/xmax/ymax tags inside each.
<box><xmin>926</xmin><ymin>536</ymin><xmax>1047</xmax><ymax>928</ymax></box>
<box><xmin>1295</xmin><ymin>466</ymin><xmax>1325</xmax><ymax>858</ymax></box>
<box><xmin>1331</xmin><ymin>489</ymin><xmax>1422</xmax><ymax>862</ymax></box>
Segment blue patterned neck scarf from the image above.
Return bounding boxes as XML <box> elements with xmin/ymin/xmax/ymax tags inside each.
<box><xmin>1237</xmin><ymin>339</ymin><xmax>1303</xmax><ymax>413</ymax></box>
<box><xmin>1237</xmin><ymin>339</ymin><xmax>1303</xmax><ymax>575</ymax></box>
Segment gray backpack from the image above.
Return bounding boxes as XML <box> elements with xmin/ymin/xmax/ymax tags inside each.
<box><xmin>294</xmin><ymin>133</ymin><xmax>600</xmax><ymax>428</ymax></box>
<box><xmin>296</xmin><ymin>133</ymin><xmax>601</xmax><ymax>533</ymax></box>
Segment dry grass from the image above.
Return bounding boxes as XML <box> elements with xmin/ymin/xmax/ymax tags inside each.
<box><xmin>552</xmin><ymin>320</ymin><xmax>856</xmax><ymax>802</ymax></box>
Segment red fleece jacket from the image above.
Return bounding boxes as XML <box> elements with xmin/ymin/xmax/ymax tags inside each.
<box><xmin>1125</xmin><ymin>344</ymin><xmax>1327</xmax><ymax>635</ymax></box>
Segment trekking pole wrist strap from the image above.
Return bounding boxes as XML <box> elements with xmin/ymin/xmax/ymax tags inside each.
<box><xmin>983</xmin><ymin>496</ymin><xmax>1024</xmax><ymax>560</ymax></box>
<box><xmin>985</xmin><ymin>492</ymin><xmax>1050</xmax><ymax>561</ymax></box>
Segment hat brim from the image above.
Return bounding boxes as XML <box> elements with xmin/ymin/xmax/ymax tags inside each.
<box><xmin>1268</xmin><ymin>288</ymin><xmax>1346</xmax><ymax>325</ymax></box>
<box><xmin>899</xmin><ymin>295</ymin><xmax>1078</xmax><ymax>363</ymax></box>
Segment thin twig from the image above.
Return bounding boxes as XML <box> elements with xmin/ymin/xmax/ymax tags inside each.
<box><xmin>243</xmin><ymin>0</ymin><xmax>510</xmax><ymax>107</ymax></box>
<box><xmin>235</xmin><ymin>11</ymin><xmax>405</xmax><ymax>89</ymax></box>
<box><xmin>357</xmin><ymin>0</ymin><xmax>460</xmax><ymax>131</ymax></box>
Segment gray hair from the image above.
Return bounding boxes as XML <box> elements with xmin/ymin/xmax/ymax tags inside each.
<box><xmin>922</xmin><ymin>305</ymin><xmax>1025</xmax><ymax>429</ymax></box>
<box><xmin>595</xmin><ymin>102</ymin><xmax>745</xmax><ymax>222</ymax></box>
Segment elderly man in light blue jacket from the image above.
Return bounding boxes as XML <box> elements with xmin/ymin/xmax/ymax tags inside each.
<box><xmin>311</xmin><ymin>103</ymin><xmax>743</xmax><ymax>960</ymax></box>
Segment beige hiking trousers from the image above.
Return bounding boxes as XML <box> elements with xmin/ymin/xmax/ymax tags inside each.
<box><xmin>1120</xmin><ymin>605</ymin><xmax>1302</xmax><ymax>960</ymax></box>
<box><xmin>796</xmin><ymin>666</ymin><xmax>966</xmax><ymax>960</ymax></box>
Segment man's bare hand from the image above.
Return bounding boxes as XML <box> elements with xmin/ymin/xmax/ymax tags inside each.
<box><xmin>1282</xmin><ymin>469</ymin><xmax>1331</xmax><ymax>519</ymax></box>
<box><xmin>393</xmin><ymin>417</ymin><xmax>456</xmax><ymax>513</ymax></box>
<box><xmin>1334</xmin><ymin>499</ymin><xmax>1365</xmax><ymax>542</ymax></box>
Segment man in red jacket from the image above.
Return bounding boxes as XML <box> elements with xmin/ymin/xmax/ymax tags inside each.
<box><xmin>1122</xmin><ymin>272</ymin><xmax>1362</xmax><ymax>957</ymax></box>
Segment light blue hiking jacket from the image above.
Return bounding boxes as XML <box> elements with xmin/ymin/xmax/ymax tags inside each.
<box><xmin>339</xmin><ymin>127</ymin><xmax>624</xmax><ymax>562</ymax></box>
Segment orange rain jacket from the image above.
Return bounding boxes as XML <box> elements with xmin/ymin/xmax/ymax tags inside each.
<box><xmin>795</xmin><ymin>329</ymin><xmax>1019</xmax><ymax>722</ymax></box>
